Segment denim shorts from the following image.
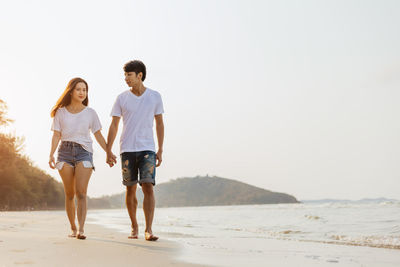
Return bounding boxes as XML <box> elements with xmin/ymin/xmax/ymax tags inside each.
<box><xmin>56</xmin><ymin>141</ymin><xmax>94</xmax><ymax>170</ymax></box>
<box><xmin>121</xmin><ymin>151</ymin><xmax>156</xmax><ymax>186</ymax></box>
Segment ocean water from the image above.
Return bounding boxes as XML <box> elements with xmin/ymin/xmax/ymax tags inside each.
<box><xmin>87</xmin><ymin>202</ymin><xmax>400</xmax><ymax>266</ymax></box>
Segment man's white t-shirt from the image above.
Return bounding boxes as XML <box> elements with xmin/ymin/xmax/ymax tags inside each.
<box><xmin>110</xmin><ymin>88</ymin><xmax>164</xmax><ymax>153</ymax></box>
<box><xmin>51</xmin><ymin>107</ymin><xmax>102</xmax><ymax>153</ymax></box>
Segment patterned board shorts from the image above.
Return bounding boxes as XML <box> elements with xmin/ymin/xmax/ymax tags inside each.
<box><xmin>120</xmin><ymin>151</ymin><xmax>156</xmax><ymax>186</ymax></box>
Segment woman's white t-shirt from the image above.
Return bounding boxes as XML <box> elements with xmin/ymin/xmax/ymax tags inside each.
<box><xmin>51</xmin><ymin>107</ymin><xmax>102</xmax><ymax>153</ymax></box>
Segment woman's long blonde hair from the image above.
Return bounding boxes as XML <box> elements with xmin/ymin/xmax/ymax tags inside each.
<box><xmin>51</xmin><ymin>78</ymin><xmax>89</xmax><ymax>118</ymax></box>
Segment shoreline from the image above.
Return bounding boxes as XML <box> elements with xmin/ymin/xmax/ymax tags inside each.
<box><xmin>2</xmin><ymin>209</ymin><xmax>400</xmax><ymax>267</ymax></box>
<box><xmin>0</xmin><ymin>211</ymin><xmax>205</xmax><ymax>267</ymax></box>
<box><xmin>87</xmin><ymin>208</ymin><xmax>400</xmax><ymax>267</ymax></box>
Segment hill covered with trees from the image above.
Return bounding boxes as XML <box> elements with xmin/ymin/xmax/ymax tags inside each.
<box><xmin>0</xmin><ymin>100</ymin><xmax>65</xmax><ymax>210</ymax></box>
<box><xmin>90</xmin><ymin>176</ymin><xmax>299</xmax><ymax>208</ymax></box>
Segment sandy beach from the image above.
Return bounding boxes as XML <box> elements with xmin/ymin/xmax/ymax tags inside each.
<box><xmin>1</xmin><ymin>209</ymin><xmax>400</xmax><ymax>267</ymax></box>
<box><xmin>0</xmin><ymin>211</ymin><xmax>202</xmax><ymax>267</ymax></box>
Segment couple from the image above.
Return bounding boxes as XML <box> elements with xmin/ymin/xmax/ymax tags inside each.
<box><xmin>48</xmin><ymin>60</ymin><xmax>164</xmax><ymax>241</ymax></box>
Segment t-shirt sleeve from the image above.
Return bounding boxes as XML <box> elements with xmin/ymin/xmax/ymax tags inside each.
<box><xmin>155</xmin><ymin>93</ymin><xmax>164</xmax><ymax>115</ymax></box>
<box><xmin>51</xmin><ymin>110</ymin><xmax>61</xmax><ymax>132</ymax></box>
<box><xmin>110</xmin><ymin>95</ymin><xmax>122</xmax><ymax>117</ymax></box>
<box><xmin>90</xmin><ymin>110</ymin><xmax>102</xmax><ymax>134</ymax></box>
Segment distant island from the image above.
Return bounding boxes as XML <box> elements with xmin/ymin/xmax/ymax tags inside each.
<box><xmin>301</xmin><ymin>198</ymin><xmax>399</xmax><ymax>204</ymax></box>
<box><xmin>88</xmin><ymin>176</ymin><xmax>300</xmax><ymax>209</ymax></box>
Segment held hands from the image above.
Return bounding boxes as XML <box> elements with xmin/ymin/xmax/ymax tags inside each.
<box><xmin>106</xmin><ymin>151</ymin><xmax>117</xmax><ymax>167</ymax></box>
<box><xmin>49</xmin><ymin>155</ymin><xmax>56</xmax><ymax>169</ymax></box>
<box><xmin>156</xmin><ymin>149</ymin><xmax>163</xmax><ymax>167</ymax></box>
<box><xmin>105</xmin><ymin>150</ymin><xmax>161</xmax><ymax>167</ymax></box>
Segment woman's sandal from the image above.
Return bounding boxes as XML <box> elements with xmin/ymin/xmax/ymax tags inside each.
<box><xmin>68</xmin><ymin>231</ymin><xmax>77</xmax><ymax>238</ymax></box>
<box><xmin>145</xmin><ymin>232</ymin><xmax>159</xmax><ymax>241</ymax></box>
<box><xmin>77</xmin><ymin>233</ymin><xmax>86</xmax><ymax>240</ymax></box>
<box><xmin>128</xmin><ymin>229</ymin><xmax>138</xmax><ymax>239</ymax></box>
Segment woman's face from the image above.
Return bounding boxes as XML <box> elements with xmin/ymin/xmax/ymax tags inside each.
<box><xmin>71</xmin><ymin>82</ymin><xmax>87</xmax><ymax>103</ymax></box>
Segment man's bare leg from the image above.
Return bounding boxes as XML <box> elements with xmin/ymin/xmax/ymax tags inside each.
<box><xmin>126</xmin><ymin>184</ymin><xmax>139</xmax><ymax>239</ymax></box>
<box><xmin>142</xmin><ymin>183</ymin><xmax>158</xmax><ymax>241</ymax></box>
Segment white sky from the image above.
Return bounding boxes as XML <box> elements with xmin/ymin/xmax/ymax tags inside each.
<box><xmin>1</xmin><ymin>0</ymin><xmax>399</xmax><ymax>200</ymax></box>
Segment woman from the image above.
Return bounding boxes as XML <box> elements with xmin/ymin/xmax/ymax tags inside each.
<box><xmin>49</xmin><ymin>77</ymin><xmax>107</xmax><ymax>240</ymax></box>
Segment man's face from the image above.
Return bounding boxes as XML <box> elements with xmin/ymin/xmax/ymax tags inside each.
<box><xmin>125</xmin><ymin>72</ymin><xmax>142</xmax><ymax>87</ymax></box>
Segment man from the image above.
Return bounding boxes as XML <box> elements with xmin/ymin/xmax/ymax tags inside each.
<box><xmin>106</xmin><ymin>60</ymin><xmax>164</xmax><ymax>241</ymax></box>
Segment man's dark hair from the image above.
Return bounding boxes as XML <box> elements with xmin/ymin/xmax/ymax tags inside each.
<box><xmin>123</xmin><ymin>60</ymin><xmax>146</xmax><ymax>81</ymax></box>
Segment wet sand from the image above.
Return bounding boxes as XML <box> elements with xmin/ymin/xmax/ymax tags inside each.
<box><xmin>2</xmin><ymin>210</ymin><xmax>400</xmax><ymax>267</ymax></box>
<box><xmin>176</xmin><ymin>236</ymin><xmax>400</xmax><ymax>267</ymax></box>
<box><xmin>0</xmin><ymin>211</ymin><xmax>204</xmax><ymax>267</ymax></box>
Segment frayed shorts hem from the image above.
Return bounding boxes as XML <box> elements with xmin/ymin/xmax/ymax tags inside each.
<box><xmin>55</xmin><ymin>161</ymin><xmax>95</xmax><ymax>171</ymax></box>
<box><xmin>123</xmin><ymin>178</ymin><xmax>155</xmax><ymax>187</ymax></box>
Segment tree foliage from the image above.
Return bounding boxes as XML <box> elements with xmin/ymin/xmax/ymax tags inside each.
<box><xmin>0</xmin><ymin>99</ymin><xmax>64</xmax><ymax>210</ymax></box>
<box><xmin>0</xmin><ymin>100</ymin><xmax>13</xmax><ymax>127</ymax></box>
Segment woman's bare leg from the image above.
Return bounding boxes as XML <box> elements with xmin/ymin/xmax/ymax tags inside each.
<box><xmin>58</xmin><ymin>164</ymin><xmax>77</xmax><ymax>236</ymax></box>
<box><xmin>74</xmin><ymin>162</ymin><xmax>92</xmax><ymax>237</ymax></box>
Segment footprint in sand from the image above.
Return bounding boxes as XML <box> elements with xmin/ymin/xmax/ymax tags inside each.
<box><xmin>11</xmin><ymin>249</ymin><xmax>27</xmax><ymax>253</ymax></box>
<box><xmin>326</xmin><ymin>259</ymin><xmax>339</xmax><ymax>263</ymax></box>
<box><xmin>14</xmin><ymin>261</ymin><xmax>34</xmax><ymax>265</ymax></box>
<box><xmin>306</xmin><ymin>255</ymin><xmax>321</xmax><ymax>260</ymax></box>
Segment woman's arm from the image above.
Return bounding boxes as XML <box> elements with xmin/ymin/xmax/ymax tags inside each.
<box><xmin>94</xmin><ymin>130</ymin><xmax>108</xmax><ymax>152</ymax></box>
<box><xmin>49</xmin><ymin>131</ymin><xmax>61</xmax><ymax>169</ymax></box>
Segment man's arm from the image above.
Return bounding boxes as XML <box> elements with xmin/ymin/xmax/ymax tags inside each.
<box><xmin>155</xmin><ymin>114</ymin><xmax>164</xmax><ymax>167</ymax></box>
<box><xmin>106</xmin><ymin>116</ymin><xmax>120</xmax><ymax>166</ymax></box>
